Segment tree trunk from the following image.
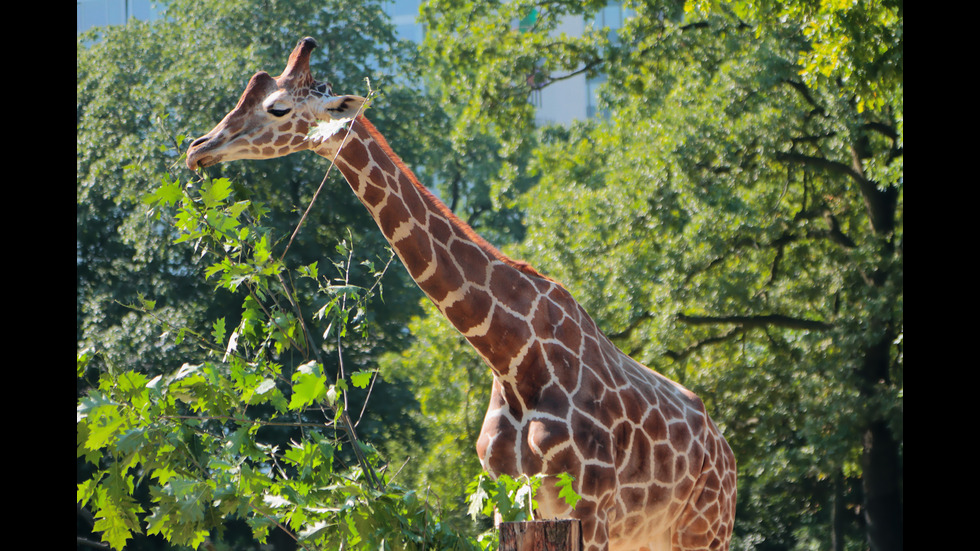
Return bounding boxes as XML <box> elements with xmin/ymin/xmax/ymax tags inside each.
<box><xmin>853</xmin><ymin>148</ymin><xmax>902</xmax><ymax>550</ymax></box>
<box><xmin>862</xmin><ymin>419</ymin><xmax>903</xmax><ymax>551</ymax></box>
<box><xmin>500</xmin><ymin>520</ymin><xmax>582</xmax><ymax>551</ymax></box>
<box><xmin>831</xmin><ymin>473</ymin><xmax>845</xmax><ymax>551</ymax></box>
<box><xmin>858</xmin><ymin>332</ymin><xmax>903</xmax><ymax>551</ymax></box>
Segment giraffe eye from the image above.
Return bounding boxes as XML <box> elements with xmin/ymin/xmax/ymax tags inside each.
<box><xmin>268</xmin><ymin>108</ymin><xmax>291</xmax><ymax>117</ymax></box>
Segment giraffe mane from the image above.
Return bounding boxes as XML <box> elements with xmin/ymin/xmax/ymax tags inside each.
<box><xmin>355</xmin><ymin>116</ymin><xmax>548</xmax><ymax>281</ymax></box>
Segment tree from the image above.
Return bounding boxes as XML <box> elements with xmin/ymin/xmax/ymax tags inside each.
<box><xmin>76</xmin><ymin>1</ymin><xmax>475</xmax><ymax>547</ymax></box>
<box><xmin>401</xmin><ymin>1</ymin><xmax>902</xmax><ymax>549</ymax></box>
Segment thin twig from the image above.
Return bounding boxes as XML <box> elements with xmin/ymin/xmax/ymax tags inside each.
<box><xmin>354</xmin><ymin>370</ymin><xmax>379</xmax><ymax>429</ymax></box>
<box><xmin>280</xmin><ymin>85</ymin><xmax>375</xmax><ymax>261</ymax></box>
<box><xmin>248</xmin><ymin>504</ymin><xmax>316</xmax><ymax>551</ymax></box>
<box><xmin>266</xmin><ymin>80</ymin><xmax>382</xmax><ymax>492</ymax></box>
<box><xmin>158</xmin><ymin>414</ymin><xmax>329</xmax><ymax>429</ymax></box>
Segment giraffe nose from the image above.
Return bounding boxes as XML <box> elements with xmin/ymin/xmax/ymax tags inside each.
<box><xmin>186</xmin><ymin>133</ymin><xmax>220</xmax><ymax>170</ymax></box>
<box><xmin>186</xmin><ymin>139</ymin><xmax>215</xmax><ymax>170</ymax></box>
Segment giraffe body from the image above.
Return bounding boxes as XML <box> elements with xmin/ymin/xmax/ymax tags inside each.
<box><xmin>186</xmin><ymin>38</ymin><xmax>736</xmax><ymax>551</ymax></box>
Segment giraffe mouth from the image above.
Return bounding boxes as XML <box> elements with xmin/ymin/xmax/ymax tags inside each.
<box><xmin>186</xmin><ymin>131</ymin><xmax>244</xmax><ymax>170</ymax></box>
<box><xmin>194</xmin><ymin>155</ymin><xmax>217</xmax><ymax>169</ymax></box>
<box><xmin>185</xmin><ymin>142</ymin><xmax>222</xmax><ymax>170</ymax></box>
<box><xmin>186</xmin><ymin>152</ymin><xmax>216</xmax><ymax>170</ymax></box>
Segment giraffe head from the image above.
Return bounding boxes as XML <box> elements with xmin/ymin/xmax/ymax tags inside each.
<box><xmin>186</xmin><ymin>37</ymin><xmax>367</xmax><ymax>170</ymax></box>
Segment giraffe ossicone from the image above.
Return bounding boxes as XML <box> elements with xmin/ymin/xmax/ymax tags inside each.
<box><xmin>186</xmin><ymin>37</ymin><xmax>737</xmax><ymax>551</ymax></box>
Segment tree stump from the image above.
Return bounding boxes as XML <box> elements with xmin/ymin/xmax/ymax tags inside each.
<box><xmin>499</xmin><ymin>519</ymin><xmax>582</xmax><ymax>550</ymax></box>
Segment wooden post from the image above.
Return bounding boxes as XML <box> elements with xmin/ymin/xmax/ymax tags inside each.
<box><xmin>499</xmin><ymin>519</ymin><xmax>582</xmax><ymax>551</ymax></box>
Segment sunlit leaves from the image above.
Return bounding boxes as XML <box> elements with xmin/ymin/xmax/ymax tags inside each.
<box><xmin>92</xmin><ymin>491</ymin><xmax>144</xmax><ymax>550</ymax></box>
<box><xmin>350</xmin><ymin>370</ymin><xmax>375</xmax><ymax>389</ymax></box>
<box><xmin>166</xmin><ymin>176</ymin><xmax>287</xmax><ymax>296</ymax></box>
<box><xmin>289</xmin><ymin>361</ymin><xmax>329</xmax><ymax>410</ymax></box>
<box><xmin>466</xmin><ymin>472</ymin><xmax>542</xmax><ymax>530</ymax></box>
<box><xmin>687</xmin><ymin>0</ymin><xmax>902</xmax><ymax>113</ymax></box>
<box><xmin>145</xmin><ymin>477</ymin><xmax>212</xmax><ymax>547</ymax></box>
<box><xmin>144</xmin><ymin>173</ymin><xmax>183</xmax><ymax>210</ymax></box>
<box><xmin>554</xmin><ymin>473</ymin><xmax>582</xmax><ymax>510</ymax></box>
<box><xmin>78</xmin><ymin>2</ymin><xmax>480</xmax><ymax>548</ymax></box>
<box><xmin>79</xmin><ymin>156</ymin><xmax>479</xmax><ymax>549</ymax></box>
<box><xmin>465</xmin><ymin>472</ymin><xmax>581</xmax><ymax>546</ymax></box>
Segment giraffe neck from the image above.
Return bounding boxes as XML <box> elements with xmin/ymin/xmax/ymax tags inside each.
<box><xmin>311</xmin><ymin>116</ymin><xmax>554</xmax><ymax>376</ymax></box>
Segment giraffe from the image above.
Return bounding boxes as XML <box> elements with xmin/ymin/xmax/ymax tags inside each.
<box><xmin>185</xmin><ymin>37</ymin><xmax>736</xmax><ymax>551</ymax></box>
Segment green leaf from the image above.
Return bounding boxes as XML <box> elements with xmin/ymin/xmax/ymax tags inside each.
<box><xmin>227</xmin><ymin>200</ymin><xmax>250</xmax><ymax>220</ymax></box>
<box><xmin>84</xmin><ymin>409</ymin><xmax>127</xmax><ymax>450</ymax></box>
<box><xmin>466</xmin><ymin>479</ymin><xmax>489</xmax><ymax>521</ymax></box>
<box><xmin>299</xmin><ymin>261</ymin><xmax>319</xmax><ymax>280</ymax></box>
<box><xmin>253</xmin><ymin>233</ymin><xmax>272</xmax><ymax>265</ymax></box>
<box><xmin>200</xmin><ymin>177</ymin><xmax>233</xmax><ymax>208</ymax></box>
<box><xmin>136</xmin><ymin>292</ymin><xmax>156</xmax><ymax>311</ymax></box>
<box><xmin>144</xmin><ymin>175</ymin><xmax>183</xmax><ymax>208</ymax></box>
<box><xmin>289</xmin><ymin>362</ymin><xmax>327</xmax><ymax>410</ymax></box>
<box><xmin>116</xmin><ymin>371</ymin><xmax>149</xmax><ymax>397</ymax></box>
<box><xmin>77</xmin><ymin>474</ymin><xmax>105</xmax><ymax>508</ymax></box>
<box><xmin>212</xmin><ymin>317</ymin><xmax>227</xmax><ymax>348</ymax></box>
<box><xmin>350</xmin><ymin>370</ymin><xmax>374</xmax><ymax>389</ymax></box>
<box><xmin>555</xmin><ymin>473</ymin><xmax>581</xmax><ymax>510</ymax></box>
<box><xmin>92</xmin><ymin>498</ymin><xmax>142</xmax><ymax>550</ymax></box>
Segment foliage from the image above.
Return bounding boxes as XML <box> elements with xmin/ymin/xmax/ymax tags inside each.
<box><xmin>377</xmin><ymin>299</ymin><xmax>490</xmax><ymax>516</ymax></box>
<box><xmin>78</xmin><ymin>169</ymin><xmax>481</xmax><ymax>550</ymax></box>
<box><xmin>465</xmin><ymin>472</ymin><xmax>582</xmax><ymax>550</ymax></box>
<box><xmin>76</xmin><ymin>4</ymin><xmax>541</xmax><ymax>546</ymax></box>
<box><xmin>687</xmin><ymin>0</ymin><xmax>903</xmax><ymax>113</ymax></box>
<box><xmin>400</xmin><ymin>0</ymin><xmax>902</xmax><ymax>549</ymax></box>
<box><xmin>468</xmin><ymin>472</ymin><xmax>581</xmax><ymax>523</ymax></box>
<box><xmin>76</xmin><ymin>3</ymin><xmax>469</xmax><ymax>545</ymax></box>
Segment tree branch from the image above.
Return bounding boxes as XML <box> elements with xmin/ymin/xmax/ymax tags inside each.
<box><xmin>528</xmin><ymin>57</ymin><xmax>605</xmax><ymax>92</ymax></box>
<box><xmin>782</xmin><ymin>79</ymin><xmax>826</xmax><ymax>117</ymax></box>
<box><xmin>776</xmin><ymin>151</ymin><xmax>863</xmax><ymax>184</ymax></box>
<box><xmin>777</xmin><ymin>150</ymin><xmax>898</xmax><ymax>235</ymax></box>
<box><xmin>862</xmin><ymin>121</ymin><xmax>898</xmax><ymax>141</ymax></box>
<box><xmin>664</xmin><ymin>326</ymin><xmax>744</xmax><ymax>362</ymax></box>
<box><xmin>685</xmin><ymin>217</ymin><xmax>854</xmax><ymax>288</ymax></box>
<box><xmin>677</xmin><ymin>313</ymin><xmax>833</xmax><ymax>331</ymax></box>
<box><xmin>607</xmin><ymin>312</ymin><xmax>655</xmax><ymax>341</ymax></box>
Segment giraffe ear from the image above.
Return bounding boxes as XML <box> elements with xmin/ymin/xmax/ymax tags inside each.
<box><xmin>317</xmin><ymin>94</ymin><xmax>369</xmax><ymax>121</ymax></box>
<box><xmin>308</xmin><ymin>95</ymin><xmax>371</xmax><ymax>142</ymax></box>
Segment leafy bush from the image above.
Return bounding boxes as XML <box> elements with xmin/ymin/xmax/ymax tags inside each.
<box><xmin>78</xmin><ymin>164</ymin><xmax>485</xmax><ymax>550</ymax></box>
